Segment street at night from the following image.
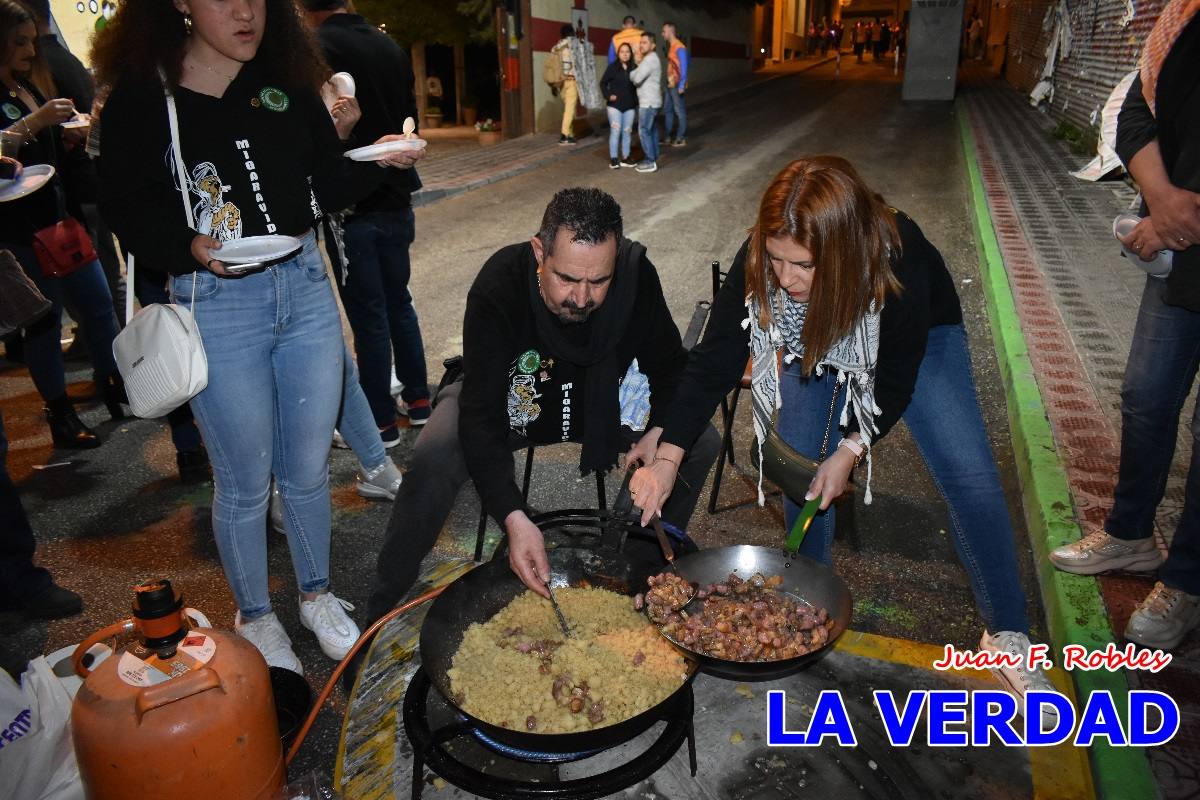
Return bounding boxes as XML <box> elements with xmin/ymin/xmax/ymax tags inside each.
<box><xmin>2</xmin><ymin>2</ymin><xmax>1198</xmax><ymax>798</ymax></box>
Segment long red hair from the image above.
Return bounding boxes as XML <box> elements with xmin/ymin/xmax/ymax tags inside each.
<box><xmin>745</xmin><ymin>156</ymin><xmax>902</xmax><ymax>374</ymax></box>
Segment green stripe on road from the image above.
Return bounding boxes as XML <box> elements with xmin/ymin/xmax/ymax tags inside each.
<box><xmin>956</xmin><ymin>104</ymin><xmax>1156</xmax><ymax>800</ymax></box>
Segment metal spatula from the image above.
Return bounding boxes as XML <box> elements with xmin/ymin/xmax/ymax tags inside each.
<box><xmin>544</xmin><ymin>580</ymin><xmax>571</xmax><ymax>638</ymax></box>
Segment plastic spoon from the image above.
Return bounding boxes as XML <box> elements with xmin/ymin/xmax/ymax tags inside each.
<box><xmin>402</xmin><ymin>117</ymin><xmax>416</xmax><ymax>136</ymax></box>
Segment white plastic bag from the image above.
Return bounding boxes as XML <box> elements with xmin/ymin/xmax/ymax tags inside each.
<box><xmin>0</xmin><ymin>656</ymin><xmax>84</xmax><ymax>800</ymax></box>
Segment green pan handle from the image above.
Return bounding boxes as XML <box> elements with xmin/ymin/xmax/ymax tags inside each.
<box><xmin>786</xmin><ymin>495</ymin><xmax>821</xmax><ymax>552</ymax></box>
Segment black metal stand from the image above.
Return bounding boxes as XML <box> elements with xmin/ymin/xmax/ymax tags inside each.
<box><xmin>404</xmin><ymin>668</ymin><xmax>696</xmax><ymax>800</ymax></box>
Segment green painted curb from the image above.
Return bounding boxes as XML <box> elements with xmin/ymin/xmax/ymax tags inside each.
<box><xmin>956</xmin><ymin>104</ymin><xmax>1158</xmax><ymax>800</ymax></box>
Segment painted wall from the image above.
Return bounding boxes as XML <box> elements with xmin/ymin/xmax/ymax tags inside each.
<box><xmin>530</xmin><ymin>0</ymin><xmax>753</xmax><ymax>134</ymax></box>
<box><xmin>49</xmin><ymin>0</ymin><xmax>113</xmax><ymax>70</ymax></box>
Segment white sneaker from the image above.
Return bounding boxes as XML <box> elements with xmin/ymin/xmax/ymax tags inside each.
<box><xmin>299</xmin><ymin>592</ymin><xmax>360</xmax><ymax>661</ymax></box>
<box><xmin>1125</xmin><ymin>581</ymin><xmax>1200</xmax><ymax>650</ymax></box>
<box><xmin>390</xmin><ymin>375</ymin><xmax>404</xmax><ymax>399</ymax></box>
<box><xmin>235</xmin><ymin>611</ymin><xmax>303</xmax><ymax>675</ymax></box>
<box><xmin>332</xmin><ymin>429</ymin><xmax>349</xmax><ymax>449</ymax></box>
<box><xmin>979</xmin><ymin>630</ymin><xmax>1058</xmax><ymax>730</ymax></box>
<box><xmin>357</xmin><ymin>459</ymin><xmax>402</xmax><ymax>500</ymax></box>
<box><xmin>1048</xmin><ymin>529</ymin><xmax>1163</xmax><ymax>575</ymax></box>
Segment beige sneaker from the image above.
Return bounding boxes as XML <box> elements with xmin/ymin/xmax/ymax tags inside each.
<box><xmin>980</xmin><ymin>630</ymin><xmax>1059</xmax><ymax>730</ymax></box>
<box><xmin>1048</xmin><ymin>530</ymin><xmax>1163</xmax><ymax>575</ymax></box>
<box><xmin>1125</xmin><ymin>582</ymin><xmax>1200</xmax><ymax>650</ymax></box>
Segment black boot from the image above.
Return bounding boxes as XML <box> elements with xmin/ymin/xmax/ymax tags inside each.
<box><xmin>176</xmin><ymin>447</ymin><xmax>211</xmax><ymax>483</ymax></box>
<box><xmin>101</xmin><ymin>372</ymin><xmax>128</xmax><ymax>421</ymax></box>
<box><xmin>45</xmin><ymin>395</ymin><xmax>101</xmax><ymax>449</ymax></box>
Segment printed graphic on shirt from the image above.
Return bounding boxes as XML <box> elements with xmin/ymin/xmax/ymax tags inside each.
<box><xmin>560</xmin><ymin>381</ymin><xmax>573</xmax><ymax>441</ymax></box>
<box><xmin>508</xmin><ymin>373</ymin><xmax>542</xmax><ymax>432</ymax></box>
<box><xmin>187</xmin><ymin>161</ymin><xmax>243</xmax><ymax>241</ymax></box>
<box><xmin>2</xmin><ymin>103</ymin><xmax>20</xmax><ymax>120</ymax></box>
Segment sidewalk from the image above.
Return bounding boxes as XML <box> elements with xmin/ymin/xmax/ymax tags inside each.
<box><xmin>411</xmin><ymin>56</ymin><xmax>834</xmax><ymax>207</ymax></box>
<box><xmin>958</xmin><ymin>68</ymin><xmax>1199</xmax><ymax>799</ymax></box>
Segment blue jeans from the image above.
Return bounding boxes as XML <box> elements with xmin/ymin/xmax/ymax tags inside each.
<box><xmin>778</xmin><ymin>324</ymin><xmax>1029</xmax><ymax>633</ymax></box>
<box><xmin>173</xmin><ymin>234</ymin><xmax>341</xmax><ymax>619</ymax></box>
<box><xmin>4</xmin><ymin>243</ymin><xmax>119</xmax><ymax>400</ymax></box>
<box><xmin>664</xmin><ymin>86</ymin><xmax>687</xmax><ymax>140</ymax></box>
<box><xmin>339</xmin><ymin>209</ymin><xmax>429</xmax><ymax>428</ymax></box>
<box><xmin>339</xmin><ymin>345</ymin><xmax>386</xmax><ymax>471</ymax></box>
<box><xmin>1106</xmin><ymin>276</ymin><xmax>1200</xmax><ymax>595</ymax></box>
<box><xmin>606</xmin><ymin>106</ymin><xmax>635</xmax><ymax>160</ymax></box>
<box><xmin>638</xmin><ymin>106</ymin><xmax>660</xmax><ymax>163</ymax></box>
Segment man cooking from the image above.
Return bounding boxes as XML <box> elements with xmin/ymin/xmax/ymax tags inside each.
<box><xmin>367</xmin><ymin>187</ymin><xmax>719</xmax><ymax>621</ymax></box>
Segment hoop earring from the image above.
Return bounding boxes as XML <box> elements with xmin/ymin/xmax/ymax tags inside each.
<box><xmin>184</xmin><ymin>14</ymin><xmax>193</xmax><ymax>34</ymax></box>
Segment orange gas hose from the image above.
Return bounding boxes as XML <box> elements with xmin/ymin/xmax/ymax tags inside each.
<box><xmin>284</xmin><ymin>585</ymin><xmax>446</xmax><ymax>766</ymax></box>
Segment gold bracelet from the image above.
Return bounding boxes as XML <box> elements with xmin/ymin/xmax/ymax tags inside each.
<box><xmin>653</xmin><ymin>455</ymin><xmax>681</xmax><ymax>468</ymax></box>
<box><xmin>18</xmin><ymin>117</ymin><xmax>33</xmax><ymax>142</ymax></box>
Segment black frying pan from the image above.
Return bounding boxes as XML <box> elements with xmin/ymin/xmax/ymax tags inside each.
<box><xmin>662</xmin><ymin>545</ymin><xmax>852</xmax><ymax>681</ymax></box>
<box><xmin>419</xmin><ymin>522</ymin><xmax>699</xmax><ymax>754</ymax></box>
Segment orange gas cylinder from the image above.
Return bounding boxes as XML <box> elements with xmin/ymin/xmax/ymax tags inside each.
<box><xmin>70</xmin><ymin>580</ymin><xmax>285</xmax><ymax>800</ymax></box>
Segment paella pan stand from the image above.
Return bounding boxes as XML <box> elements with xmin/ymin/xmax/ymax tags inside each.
<box><xmin>402</xmin><ymin>667</ymin><xmax>696</xmax><ymax>800</ymax></box>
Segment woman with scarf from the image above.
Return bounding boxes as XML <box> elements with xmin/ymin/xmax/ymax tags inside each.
<box><xmin>630</xmin><ymin>156</ymin><xmax>1056</xmax><ymax>721</ymax></box>
<box><xmin>1050</xmin><ymin>0</ymin><xmax>1200</xmax><ymax>650</ymax></box>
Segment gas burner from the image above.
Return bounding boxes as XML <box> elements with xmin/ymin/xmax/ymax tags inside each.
<box><xmin>403</xmin><ymin>667</ymin><xmax>697</xmax><ymax>800</ymax></box>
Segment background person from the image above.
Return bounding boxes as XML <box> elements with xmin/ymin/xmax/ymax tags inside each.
<box><xmin>661</xmin><ymin>21</ymin><xmax>687</xmax><ymax>148</ymax></box>
<box><xmin>600</xmin><ymin>41</ymin><xmax>636</xmax><ymax>169</ymax></box>
<box><xmin>551</xmin><ymin>24</ymin><xmax>578</xmax><ymax>146</ymax></box>
<box><xmin>629</xmin><ymin>32</ymin><xmax>661</xmax><ymax>174</ymax></box>
<box><xmin>302</xmin><ymin>0</ymin><xmax>432</xmax><ymax>440</ymax></box>
<box><xmin>0</xmin><ymin>0</ymin><xmax>123</xmax><ymax>450</ymax></box>
<box><xmin>630</xmin><ymin>156</ymin><xmax>1057</xmax><ymax>723</ymax></box>
<box><xmin>1050</xmin><ymin>0</ymin><xmax>1200</xmax><ymax>651</ymax></box>
<box><xmin>92</xmin><ymin>0</ymin><xmax>420</xmax><ymax>674</ymax></box>
<box><xmin>608</xmin><ymin>15</ymin><xmax>642</xmax><ymax>64</ymax></box>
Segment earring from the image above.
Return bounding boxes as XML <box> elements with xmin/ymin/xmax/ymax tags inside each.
<box><xmin>183</xmin><ymin>14</ymin><xmax>193</xmax><ymax>34</ymax></box>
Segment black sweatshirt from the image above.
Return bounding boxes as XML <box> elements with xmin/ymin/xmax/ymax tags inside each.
<box><xmin>660</xmin><ymin>212</ymin><xmax>963</xmax><ymax>452</ymax></box>
<box><xmin>0</xmin><ymin>82</ymin><xmax>64</xmax><ymax>244</ymax></box>
<box><xmin>98</xmin><ymin>59</ymin><xmax>384</xmax><ymax>275</ymax></box>
<box><xmin>314</xmin><ymin>13</ymin><xmax>422</xmax><ymax>213</ymax></box>
<box><xmin>600</xmin><ymin>61</ymin><xmax>637</xmax><ymax>112</ymax></box>
<box><xmin>461</xmin><ymin>242</ymin><xmax>686</xmax><ymax>525</ymax></box>
<box><xmin>1116</xmin><ymin>15</ymin><xmax>1200</xmax><ymax>310</ymax></box>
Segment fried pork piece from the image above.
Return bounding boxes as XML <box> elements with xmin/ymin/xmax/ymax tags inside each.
<box><xmin>654</xmin><ymin>572</ymin><xmax>833</xmax><ymax>662</ymax></box>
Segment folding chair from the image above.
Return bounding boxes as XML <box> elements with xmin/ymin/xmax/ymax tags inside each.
<box><xmin>707</xmin><ymin>260</ymin><xmax>764</xmax><ymax>513</ymax></box>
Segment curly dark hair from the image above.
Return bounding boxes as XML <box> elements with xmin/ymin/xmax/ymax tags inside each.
<box><xmin>537</xmin><ymin>188</ymin><xmax>624</xmax><ymax>255</ymax></box>
<box><xmin>91</xmin><ymin>0</ymin><xmax>329</xmax><ymax>92</ymax></box>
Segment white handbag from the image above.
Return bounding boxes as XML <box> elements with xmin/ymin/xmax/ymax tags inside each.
<box><xmin>111</xmin><ymin>78</ymin><xmax>208</xmax><ymax>418</ymax></box>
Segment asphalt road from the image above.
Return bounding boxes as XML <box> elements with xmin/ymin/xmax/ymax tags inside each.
<box><xmin>0</xmin><ymin>58</ymin><xmax>1044</xmax><ymax>786</ymax></box>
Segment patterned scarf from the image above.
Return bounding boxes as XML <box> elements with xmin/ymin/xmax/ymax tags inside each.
<box><xmin>1141</xmin><ymin>0</ymin><xmax>1200</xmax><ymax>115</ymax></box>
<box><xmin>746</xmin><ymin>287</ymin><xmax>882</xmax><ymax>505</ymax></box>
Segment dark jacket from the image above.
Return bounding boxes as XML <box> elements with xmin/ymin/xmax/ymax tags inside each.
<box><xmin>98</xmin><ymin>59</ymin><xmax>384</xmax><ymax>275</ymax></box>
<box><xmin>314</xmin><ymin>12</ymin><xmax>422</xmax><ymax>213</ymax></box>
<box><xmin>600</xmin><ymin>61</ymin><xmax>637</xmax><ymax>112</ymax></box>
<box><xmin>660</xmin><ymin>212</ymin><xmax>963</xmax><ymax>452</ymax></box>
<box><xmin>38</xmin><ymin>34</ymin><xmax>94</xmax><ymax>112</ymax></box>
<box><xmin>460</xmin><ymin>241</ymin><xmax>686</xmax><ymax>525</ymax></box>
<box><xmin>1116</xmin><ymin>15</ymin><xmax>1200</xmax><ymax>310</ymax></box>
<box><xmin>0</xmin><ymin>82</ymin><xmax>65</xmax><ymax>245</ymax></box>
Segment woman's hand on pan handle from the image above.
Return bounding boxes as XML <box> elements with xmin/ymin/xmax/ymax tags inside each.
<box><xmin>628</xmin><ymin>442</ymin><xmax>685</xmax><ymax>527</ymax></box>
<box><xmin>808</xmin><ymin>447</ymin><xmax>856</xmax><ymax>511</ymax></box>
<box><xmin>190</xmin><ymin>235</ymin><xmax>230</xmax><ymax>276</ymax></box>
<box><xmin>505</xmin><ymin>510</ymin><xmax>551</xmax><ymax>598</ymax></box>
